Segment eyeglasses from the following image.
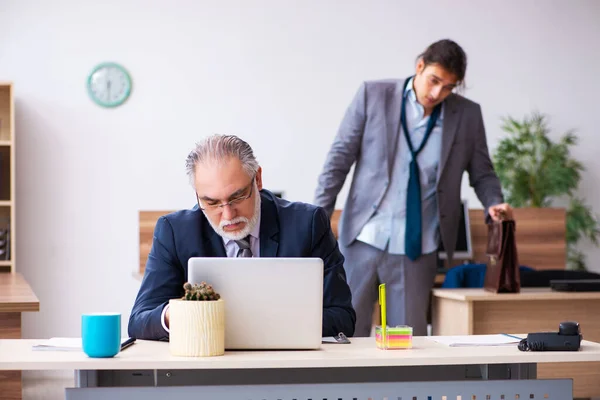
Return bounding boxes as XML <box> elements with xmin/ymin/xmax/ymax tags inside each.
<box><xmin>196</xmin><ymin>176</ymin><xmax>255</xmax><ymax>213</ymax></box>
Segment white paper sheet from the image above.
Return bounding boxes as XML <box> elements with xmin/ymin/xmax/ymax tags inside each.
<box><xmin>32</xmin><ymin>337</ymin><xmax>129</xmax><ymax>351</ymax></box>
<box><xmin>428</xmin><ymin>334</ymin><xmax>523</xmax><ymax>347</ymax></box>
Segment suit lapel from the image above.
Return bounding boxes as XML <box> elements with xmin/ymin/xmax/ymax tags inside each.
<box><xmin>208</xmin><ymin>231</ymin><xmax>227</xmax><ymax>257</ymax></box>
<box><xmin>437</xmin><ymin>94</ymin><xmax>461</xmax><ymax>182</ymax></box>
<box><xmin>195</xmin><ymin>207</ymin><xmax>227</xmax><ymax>257</ymax></box>
<box><xmin>258</xmin><ymin>193</ymin><xmax>279</xmax><ymax>257</ymax></box>
<box><xmin>386</xmin><ymin>79</ymin><xmax>407</xmax><ymax>177</ymax></box>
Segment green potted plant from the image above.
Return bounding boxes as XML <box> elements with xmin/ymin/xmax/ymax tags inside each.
<box><xmin>169</xmin><ymin>281</ymin><xmax>225</xmax><ymax>357</ymax></box>
<box><xmin>492</xmin><ymin>111</ymin><xmax>599</xmax><ymax>270</ymax></box>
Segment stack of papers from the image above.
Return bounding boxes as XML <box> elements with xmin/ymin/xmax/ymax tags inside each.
<box><xmin>428</xmin><ymin>334</ymin><xmax>523</xmax><ymax>347</ymax></box>
<box><xmin>32</xmin><ymin>338</ymin><xmax>83</xmax><ymax>352</ymax></box>
<box><xmin>32</xmin><ymin>337</ymin><xmax>130</xmax><ymax>351</ymax></box>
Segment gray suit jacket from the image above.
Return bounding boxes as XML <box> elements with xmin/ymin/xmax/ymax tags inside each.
<box><xmin>314</xmin><ymin>78</ymin><xmax>504</xmax><ymax>263</ymax></box>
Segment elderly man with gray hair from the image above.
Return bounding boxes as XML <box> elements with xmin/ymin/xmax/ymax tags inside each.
<box><xmin>129</xmin><ymin>134</ymin><xmax>356</xmax><ymax>340</ymax></box>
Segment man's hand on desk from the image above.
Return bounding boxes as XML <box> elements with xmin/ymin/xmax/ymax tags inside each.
<box><xmin>165</xmin><ymin>307</ymin><xmax>170</xmax><ymax>328</ymax></box>
<box><xmin>488</xmin><ymin>203</ymin><xmax>514</xmax><ymax>221</ymax></box>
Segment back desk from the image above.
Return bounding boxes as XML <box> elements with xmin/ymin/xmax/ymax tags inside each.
<box><xmin>139</xmin><ymin>207</ymin><xmax>567</xmax><ymax>275</ymax></box>
<box><xmin>2</xmin><ymin>337</ymin><xmax>600</xmax><ymax>399</ymax></box>
<box><xmin>139</xmin><ymin>207</ymin><xmax>567</xmax><ymax>325</ymax></box>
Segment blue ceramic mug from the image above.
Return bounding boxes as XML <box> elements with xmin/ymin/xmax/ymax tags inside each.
<box><xmin>81</xmin><ymin>313</ymin><xmax>121</xmax><ymax>358</ymax></box>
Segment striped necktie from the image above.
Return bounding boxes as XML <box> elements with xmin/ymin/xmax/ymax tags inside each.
<box><xmin>234</xmin><ymin>235</ymin><xmax>253</xmax><ymax>257</ymax></box>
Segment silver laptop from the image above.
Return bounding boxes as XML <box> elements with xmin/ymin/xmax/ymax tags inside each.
<box><xmin>187</xmin><ymin>257</ymin><xmax>324</xmax><ymax>350</ymax></box>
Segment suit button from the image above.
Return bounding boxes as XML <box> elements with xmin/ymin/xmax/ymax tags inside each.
<box><xmin>372</xmin><ymin>204</ymin><xmax>377</xmax><ymax>209</ymax></box>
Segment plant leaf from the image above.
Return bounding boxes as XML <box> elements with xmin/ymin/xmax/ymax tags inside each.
<box><xmin>493</xmin><ymin>112</ymin><xmax>600</xmax><ymax>270</ymax></box>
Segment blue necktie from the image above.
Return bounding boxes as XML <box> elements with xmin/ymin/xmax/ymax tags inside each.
<box><xmin>400</xmin><ymin>78</ymin><xmax>442</xmax><ymax>261</ymax></box>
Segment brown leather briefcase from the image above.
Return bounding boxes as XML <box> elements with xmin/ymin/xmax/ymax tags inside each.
<box><xmin>483</xmin><ymin>217</ymin><xmax>521</xmax><ymax>293</ymax></box>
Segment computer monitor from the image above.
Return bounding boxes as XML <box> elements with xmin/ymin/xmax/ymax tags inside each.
<box><xmin>438</xmin><ymin>199</ymin><xmax>473</xmax><ymax>261</ymax></box>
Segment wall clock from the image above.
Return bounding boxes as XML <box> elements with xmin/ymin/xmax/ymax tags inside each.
<box><xmin>87</xmin><ymin>62</ymin><xmax>132</xmax><ymax>108</ymax></box>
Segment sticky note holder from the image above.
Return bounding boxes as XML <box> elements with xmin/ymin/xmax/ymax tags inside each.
<box><xmin>375</xmin><ymin>325</ymin><xmax>413</xmax><ymax>349</ymax></box>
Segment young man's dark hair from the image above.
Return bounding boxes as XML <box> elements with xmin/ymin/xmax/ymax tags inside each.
<box><xmin>418</xmin><ymin>39</ymin><xmax>467</xmax><ymax>87</ymax></box>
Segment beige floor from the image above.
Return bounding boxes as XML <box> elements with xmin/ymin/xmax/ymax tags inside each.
<box><xmin>23</xmin><ymin>376</ymin><xmax>73</xmax><ymax>400</ymax></box>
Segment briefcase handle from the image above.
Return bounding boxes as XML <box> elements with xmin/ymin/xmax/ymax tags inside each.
<box><xmin>485</xmin><ymin>210</ymin><xmax>515</xmax><ymax>258</ymax></box>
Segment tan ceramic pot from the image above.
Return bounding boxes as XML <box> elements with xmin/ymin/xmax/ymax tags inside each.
<box><xmin>168</xmin><ymin>299</ymin><xmax>225</xmax><ymax>357</ymax></box>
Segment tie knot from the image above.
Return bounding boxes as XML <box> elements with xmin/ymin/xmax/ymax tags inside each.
<box><xmin>235</xmin><ymin>235</ymin><xmax>252</xmax><ymax>258</ymax></box>
<box><xmin>235</xmin><ymin>235</ymin><xmax>251</xmax><ymax>250</ymax></box>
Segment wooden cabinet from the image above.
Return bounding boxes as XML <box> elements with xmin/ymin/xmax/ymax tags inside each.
<box><xmin>0</xmin><ymin>83</ymin><xmax>15</xmax><ymax>273</ymax></box>
<box><xmin>0</xmin><ymin>82</ymin><xmax>40</xmax><ymax>400</ymax></box>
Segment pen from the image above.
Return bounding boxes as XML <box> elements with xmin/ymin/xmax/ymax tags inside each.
<box><xmin>379</xmin><ymin>283</ymin><xmax>387</xmax><ymax>339</ymax></box>
<box><xmin>120</xmin><ymin>337</ymin><xmax>136</xmax><ymax>351</ymax></box>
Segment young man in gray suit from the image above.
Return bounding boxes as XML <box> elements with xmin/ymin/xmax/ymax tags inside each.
<box><xmin>313</xmin><ymin>39</ymin><xmax>513</xmax><ymax>337</ymax></box>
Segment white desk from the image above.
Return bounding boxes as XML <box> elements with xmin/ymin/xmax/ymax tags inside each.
<box><xmin>2</xmin><ymin>337</ymin><xmax>600</xmax><ymax>399</ymax></box>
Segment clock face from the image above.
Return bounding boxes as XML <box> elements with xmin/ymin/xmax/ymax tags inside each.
<box><xmin>87</xmin><ymin>62</ymin><xmax>132</xmax><ymax>107</ymax></box>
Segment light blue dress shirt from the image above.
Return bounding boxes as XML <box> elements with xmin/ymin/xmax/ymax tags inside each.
<box><xmin>356</xmin><ymin>77</ymin><xmax>443</xmax><ymax>255</ymax></box>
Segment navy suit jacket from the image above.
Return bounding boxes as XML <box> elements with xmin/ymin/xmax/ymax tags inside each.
<box><xmin>128</xmin><ymin>189</ymin><xmax>356</xmax><ymax>340</ymax></box>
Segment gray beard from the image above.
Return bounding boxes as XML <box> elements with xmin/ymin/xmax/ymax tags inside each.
<box><xmin>205</xmin><ymin>184</ymin><xmax>261</xmax><ymax>241</ymax></box>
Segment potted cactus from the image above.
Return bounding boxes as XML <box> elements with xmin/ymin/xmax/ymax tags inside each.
<box><xmin>169</xmin><ymin>281</ymin><xmax>225</xmax><ymax>357</ymax></box>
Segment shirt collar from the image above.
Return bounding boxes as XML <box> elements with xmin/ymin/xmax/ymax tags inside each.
<box><xmin>403</xmin><ymin>76</ymin><xmax>444</xmax><ymax>120</ymax></box>
<box><xmin>404</xmin><ymin>76</ymin><xmax>417</xmax><ymax>102</ymax></box>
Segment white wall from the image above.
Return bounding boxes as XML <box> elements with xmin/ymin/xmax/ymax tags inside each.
<box><xmin>1</xmin><ymin>0</ymin><xmax>599</xmax><ymax>340</ymax></box>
